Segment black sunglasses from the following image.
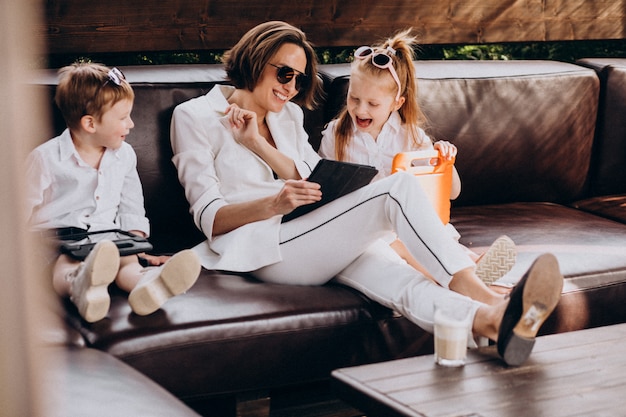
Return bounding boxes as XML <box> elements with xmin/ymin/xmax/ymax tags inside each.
<box><xmin>268</xmin><ymin>64</ymin><xmax>308</xmax><ymax>91</ymax></box>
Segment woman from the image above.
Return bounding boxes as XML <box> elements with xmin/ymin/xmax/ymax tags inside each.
<box><xmin>170</xmin><ymin>21</ymin><xmax>563</xmax><ymax>366</ymax></box>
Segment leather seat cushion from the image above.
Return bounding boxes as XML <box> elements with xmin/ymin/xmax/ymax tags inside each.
<box><xmin>453</xmin><ymin>202</ymin><xmax>626</xmax><ymax>333</ymax></box>
<box><xmin>64</xmin><ymin>271</ymin><xmax>431</xmax><ymax>400</ymax></box>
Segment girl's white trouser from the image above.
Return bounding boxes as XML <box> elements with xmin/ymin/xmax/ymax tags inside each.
<box><xmin>253</xmin><ymin>172</ymin><xmax>482</xmax><ymax>332</ymax></box>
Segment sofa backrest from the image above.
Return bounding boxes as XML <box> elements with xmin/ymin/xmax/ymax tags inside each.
<box><xmin>577</xmin><ymin>58</ymin><xmax>626</xmax><ymax>197</ymax></box>
<box><xmin>321</xmin><ymin>61</ymin><xmax>600</xmax><ymax>206</ymax></box>
<box><xmin>33</xmin><ymin>60</ymin><xmax>600</xmax><ymax>253</ymax></box>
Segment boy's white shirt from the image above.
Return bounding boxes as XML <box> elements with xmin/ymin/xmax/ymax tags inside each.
<box><xmin>25</xmin><ymin>128</ymin><xmax>150</xmax><ymax>235</ymax></box>
<box><xmin>319</xmin><ymin>111</ymin><xmax>433</xmax><ymax>181</ymax></box>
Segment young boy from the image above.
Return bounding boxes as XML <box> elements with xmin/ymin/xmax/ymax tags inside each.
<box><xmin>26</xmin><ymin>63</ymin><xmax>201</xmax><ymax>323</ymax></box>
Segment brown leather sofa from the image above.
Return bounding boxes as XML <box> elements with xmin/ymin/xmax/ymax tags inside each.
<box><xmin>33</xmin><ymin>58</ymin><xmax>626</xmax><ymax>416</ymax></box>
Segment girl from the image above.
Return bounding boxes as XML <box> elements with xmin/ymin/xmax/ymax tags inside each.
<box><xmin>319</xmin><ymin>29</ymin><xmax>516</xmax><ymax>286</ymax></box>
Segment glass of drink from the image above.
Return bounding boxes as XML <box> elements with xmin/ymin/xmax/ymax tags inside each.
<box><xmin>434</xmin><ymin>300</ymin><xmax>472</xmax><ymax>367</ymax></box>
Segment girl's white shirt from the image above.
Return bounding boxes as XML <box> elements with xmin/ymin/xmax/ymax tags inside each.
<box><xmin>319</xmin><ymin>111</ymin><xmax>433</xmax><ymax>181</ymax></box>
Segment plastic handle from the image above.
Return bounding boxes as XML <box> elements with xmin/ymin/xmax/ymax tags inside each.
<box><xmin>391</xmin><ymin>150</ymin><xmax>455</xmax><ymax>175</ymax></box>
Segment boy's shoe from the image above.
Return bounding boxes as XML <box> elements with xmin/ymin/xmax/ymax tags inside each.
<box><xmin>475</xmin><ymin>235</ymin><xmax>517</xmax><ymax>285</ymax></box>
<box><xmin>128</xmin><ymin>249</ymin><xmax>201</xmax><ymax>316</ymax></box>
<box><xmin>67</xmin><ymin>240</ymin><xmax>120</xmax><ymax>323</ymax></box>
<box><xmin>497</xmin><ymin>253</ymin><xmax>563</xmax><ymax>366</ymax></box>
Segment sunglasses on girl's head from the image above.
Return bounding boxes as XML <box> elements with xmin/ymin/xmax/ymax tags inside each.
<box><xmin>103</xmin><ymin>67</ymin><xmax>125</xmax><ymax>87</ymax></box>
<box><xmin>354</xmin><ymin>46</ymin><xmax>402</xmax><ymax>102</ymax></box>
<box><xmin>268</xmin><ymin>64</ymin><xmax>308</xmax><ymax>91</ymax></box>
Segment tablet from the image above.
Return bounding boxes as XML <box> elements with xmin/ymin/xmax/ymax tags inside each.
<box><xmin>57</xmin><ymin>229</ymin><xmax>153</xmax><ymax>260</ymax></box>
<box><xmin>281</xmin><ymin>159</ymin><xmax>378</xmax><ymax>222</ymax></box>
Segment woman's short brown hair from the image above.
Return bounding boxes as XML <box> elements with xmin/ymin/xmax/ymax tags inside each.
<box><xmin>222</xmin><ymin>21</ymin><xmax>323</xmax><ymax>110</ymax></box>
<box><xmin>55</xmin><ymin>63</ymin><xmax>134</xmax><ymax>130</ymax></box>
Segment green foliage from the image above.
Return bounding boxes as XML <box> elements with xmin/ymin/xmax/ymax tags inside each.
<box><xmin>47</xmin><ymin>51</ymin><xmax>224</xmax><ymax>68</ymax></box>
<box><xmin>317</xmin><ymin>48</ymin><xmax>355</xmax><ymax>64</ymax></box>
<box><xmin>443</xmin><ymin>44</ymin><xmax>511</xmax><ymax>60</ymax></box>
<box><xmin>46</xmin><ymin>39</ymin><xmax>626</xmax><ymax>68</ymax></box>
<box><xmin>418</xmin><ymin>39</ymin><xmax>626</xmax><ymax>62</ymax></box>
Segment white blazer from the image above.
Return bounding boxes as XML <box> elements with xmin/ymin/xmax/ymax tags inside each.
<box><xmin>170</xmin><ymin>85</ymin><xmax>321</xmax><ymax>271</ymax></box>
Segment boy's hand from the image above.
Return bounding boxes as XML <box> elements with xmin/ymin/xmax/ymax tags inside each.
<box><xmin>138</xmin><ymin>253</ymin><xmax>171</xmax><ymax>266</ymax></box>
<box><xmin>434</xmin><ymin>141</ymin><xmax>457</xmax><ymax>161</ymax></box>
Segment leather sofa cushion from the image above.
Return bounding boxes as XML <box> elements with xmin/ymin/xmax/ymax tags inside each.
<box><xmin>572</xmin><ymin>194</ymin><xmax>626</xmax><ymax>224</ymax></box>
<box><xmin>451</xmin><ymin>202</ymin><xmax>626</xmax><ymax>333</ymax></box>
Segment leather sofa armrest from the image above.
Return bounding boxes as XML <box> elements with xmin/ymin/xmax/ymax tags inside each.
<box><xmin>43</xmin><ymin>346</ymin><xmax>200</xmax><ymax>417</ymax></box>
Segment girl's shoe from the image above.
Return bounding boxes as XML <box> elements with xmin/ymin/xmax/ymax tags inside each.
<box><xmin>67</xmin><ymin>240</ymin><xmax>120</xmax><ymax>323</ymax></box>
<box><xmin>475</xmin><ymin>235</ymin><xmax>516</xmax><ymax>285</ymax></box>
<box><xmin>497</xmin><ymin>253</ymin><xmax>563</xmax><ymax>366</ymax></box>
<box><xmin>128</xmin><ymin>249</ymin><xmax>201</xmax><ymax>316</ymax></box>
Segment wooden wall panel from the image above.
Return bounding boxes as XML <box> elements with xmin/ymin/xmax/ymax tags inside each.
<box><xmin>42</xmin><ymin>0</ymin><xmax>626</xmax><ymax>54</ymax></box>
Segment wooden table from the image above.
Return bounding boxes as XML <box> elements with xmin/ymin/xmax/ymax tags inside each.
<box><xmin>332</xmin><ymin>323</ymin><xmax>626</xmax><ymax>417</ymax></box>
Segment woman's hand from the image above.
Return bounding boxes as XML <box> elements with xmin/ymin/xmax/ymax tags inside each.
<box><xmin>212</xmin><ymin>179</ymin><xmax>322</xmax><ymax>236</ymax></box>
<box><xmin>434</xmin><ymin>141</ymin><xmax>457</xmax><ymax>161</ymax></box>
<box><xmin>224</xmin><ymin>103</ymin><xmax>300</xmax><ymax>180</ymax></box>
<box><xmin>272</xmin><ymin>179</ymin><xmax>322</xmax><ymax>215</ymax></box>
<box><xmin>225</xmin><ymin>104</ymin><xmax>264</xmax><ymax>152</ymax></box>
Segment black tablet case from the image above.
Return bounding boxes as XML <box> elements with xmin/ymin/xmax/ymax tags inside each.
<box><xmin>281</xmin><ymin>159</ymin><xmax>378</xmax><ymax>222</ymax></box>
<box><xmin>58</xmin><ymin>229</ymin><xmax>153</xmax><ymax>260</ymax></box>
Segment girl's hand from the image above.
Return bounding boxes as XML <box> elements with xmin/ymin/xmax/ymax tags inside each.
<box><xmin>434</xmin><ymin>141</ymin><xmax>457</xmax><ymax>161</ymax></box>
<box><xmin>225</xmin><ymin>104</ymin><xmax>263</xmax><ymax>152</ymax></box>
<box><xmin>272</xmin><ymin>179</ymin><xmax>322</xmax><ymax>215</ymax></box>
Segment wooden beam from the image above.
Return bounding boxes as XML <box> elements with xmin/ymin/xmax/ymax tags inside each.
<box><xmin>42</xmin><ymin>0</ymin><xmax>626</xmax><ymax>54</ymax></box>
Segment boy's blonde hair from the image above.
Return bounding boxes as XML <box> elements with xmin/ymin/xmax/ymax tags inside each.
<box><xmin>222</xmin><ymin>21</ymin><xmax>323</xmax><ymax>110</ymax></box>
<box><xmin>55</xmin><ymin>63</ymin><xmax>134</xmax><ymax>130</ymax></box>
<box><xmin>333</xmin><ymin>28</ymin><xmax>428</xmax><ymax>161</ymax></box>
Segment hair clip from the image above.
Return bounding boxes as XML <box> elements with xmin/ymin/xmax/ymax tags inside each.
<box><xmin>106</xmin><ymin>68</ymin><xmax>125</xmax><ymax>86</ymax></box>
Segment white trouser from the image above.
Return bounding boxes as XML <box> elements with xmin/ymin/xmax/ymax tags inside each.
<box><xmin>253</xmin><ymin>172</ymin><xmax>481</xmax><ymax>332</ymax></box>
